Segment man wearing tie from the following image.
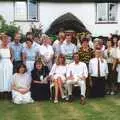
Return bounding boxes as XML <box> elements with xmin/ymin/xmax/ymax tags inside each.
<box><xmin>89</xmin><ymin>49</ymin><xmax>108</xmax><ymax>97</ymax></box>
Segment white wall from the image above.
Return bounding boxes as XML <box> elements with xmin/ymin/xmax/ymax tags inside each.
<box><xmin>0</xmin><ymin>2</ymin><xmax>120</xmax><ymax>36</ymax></box>
<box><xmin>0</xmin><ymin>2</ymin><xmax>14</xmax><ymax>24</ymax></box>
<box><xmin>40</xmin><ymin>2</ymin><xmax>120</xmax><ymax>36</ymax></box>
<box><xmin>40</xmin><ymin>2</ymin><xmax>95</xmax><ymax>34</ymax></box>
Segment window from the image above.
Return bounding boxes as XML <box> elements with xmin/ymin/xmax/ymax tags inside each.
<box><xmin>96</xmin><ymin>3</ymin><xmax>117</xmax><ymax>23</ymax></box>
<box><xmin>28</xmin><ymin>0</ymin><xmax>38</xmax><ymax>20</ymax></box>
<box><xmin>14</xmin><ymin>0</ymin><xmax>39</xmax><ymax>21</ymax></box>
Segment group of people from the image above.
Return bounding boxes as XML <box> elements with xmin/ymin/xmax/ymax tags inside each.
<box><xmin>0</xmin><ymin>31</ymin><xmax>120</xmax><ymax>105</ymax></box>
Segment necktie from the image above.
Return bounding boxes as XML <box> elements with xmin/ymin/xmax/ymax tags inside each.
<box><xmin>98</xmin><ymin>59</ymin><xmax>100</xmax><ymax>77</ymax></box>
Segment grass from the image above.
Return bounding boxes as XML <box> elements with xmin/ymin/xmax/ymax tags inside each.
<box><xmin>0</xmin><ymin>95</ymin><xmax>120</xmax><ymax>120</ymax></box>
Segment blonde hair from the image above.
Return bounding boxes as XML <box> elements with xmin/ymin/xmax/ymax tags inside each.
<box><xmin>56</xmin><ymin>54</ymin><xmax>66</xmax><ymax>65</ymax></box>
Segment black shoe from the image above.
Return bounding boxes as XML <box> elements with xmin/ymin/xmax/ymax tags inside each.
<box><xmin>68</xmin><ymin>95</ymin><xmax>73</xmax><ymax>102</ymax></box>
<box><xmin>80</xmin><ymin>96</ymin><xmax>86</xmax><ymax>105</ymax></box>
<box><xmin>61</xmin><ymin>96</ymin><xmax>66</xmax><ymax>102</ymax></box>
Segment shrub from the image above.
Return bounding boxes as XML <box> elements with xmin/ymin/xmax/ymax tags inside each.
<box><xmin>0</xmin><ymin>15</ymin><xmax>19</xmax><ymax>40</ymax></box>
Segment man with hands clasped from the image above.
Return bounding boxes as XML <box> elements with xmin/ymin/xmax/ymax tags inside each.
<box><xmin>66</xmin><ymin>52</ymin><xmax>88</xmax><ymax>104</ymax></box>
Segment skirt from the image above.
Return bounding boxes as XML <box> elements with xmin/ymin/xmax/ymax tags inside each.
<box><xmin>0</xmin><ymin>59</ymin><xmax>13</xmax><ymax>92</ymax></box>
<box><xmin>53</xmin><ymin>74</ymin><xmax>66</xmax><ymax>83</ymax></box>
<box><xmin>12</xmin><ymin>90</ymin><xmax>34</xmax><ymax>104</ymax></box>
<box><xmin>31</xmin><ymin>82</ymin><xmax>50</xmax><ymax>101</ymax></box>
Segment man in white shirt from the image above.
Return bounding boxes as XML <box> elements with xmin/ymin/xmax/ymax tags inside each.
<box><xmin>66</xmin><ymin>52</ymin><xmax>88</xmax><ymax>104</ymax></box>
<box><xmin>39</xmin><ymin>36</ymin><xmax>54</xmax><ymax>70</ymax></box>
<box><xmin>89</xmin><ymin>49</ymin><xmax>108</xmax><ymax>97</ymax></box>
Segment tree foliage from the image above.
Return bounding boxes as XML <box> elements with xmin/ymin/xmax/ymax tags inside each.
<box><xmin>0</xmin><ymin>15</ymin><xmax>19</xmax><ymax>40</ymax></box>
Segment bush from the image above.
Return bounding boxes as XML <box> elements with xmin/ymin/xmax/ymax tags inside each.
<box><xmin>20</xmin><ymin>33</ymin><xmax>26</xmax><ymax>43</ymax></box>
<box><xmin>0</xmin><ymin>15</ymin><xmax>20</xmax><ymax>40</ymax></box>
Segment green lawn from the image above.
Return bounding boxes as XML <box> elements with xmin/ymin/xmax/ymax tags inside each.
<box><xmin>0</xmin><ymin>95</ymin><xmax>120</xmax><ymax>120</ymax></box>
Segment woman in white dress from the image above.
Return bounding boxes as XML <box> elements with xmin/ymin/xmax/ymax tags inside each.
<box><xmin>49</xmin><ymin>54</ymin><xmax>67</xmax><ymax>103</ymax></box>
<box><xmin>104</xmin><ymin>40</ymin><xmax>115</xmax><ymax>95</ymax></box>
<box><xmin>0</xmin><ymin>34</ymin><xmax>13</xmax><ymax>99</ymax></box>
<box><xmin>12</xmin><ymin>63</ymin><xmax>34</xmax><ymax>104</ymax></box>
<box><xmin>22</xmin><ymin>38</ymin><xmax>39</xmax><ymax>74</ymax></box>
<box><xmin>116</xmin><ymin>40</ymin><xmax>120</xmax><ymax>90</ymax></box>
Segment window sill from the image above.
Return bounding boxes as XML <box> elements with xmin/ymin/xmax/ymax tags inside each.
<box><xmin>95</xmin><ymin>21</ymin><xmax>118</xmax><ymax>24</ymax></box>
<box><xmin>14</xmin><ymin>20</ymin><xmax>40</xmax><ymax>22</ymax></box>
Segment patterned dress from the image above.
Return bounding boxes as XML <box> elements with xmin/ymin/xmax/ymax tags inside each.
<box><xmin>78</xmin><ymin>47</ymin><xmax>94</xmax><ymax>66</ymax></box>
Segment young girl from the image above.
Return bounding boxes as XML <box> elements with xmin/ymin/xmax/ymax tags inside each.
<box><xmin>49</xmin><ymin>54</ymin><xmax>67</xmax><ymax>103</ymax></box>
<box><xmin>12</xmin><ymin>63</ymin><xmax>34</xmax><ymax>104</ymax></box>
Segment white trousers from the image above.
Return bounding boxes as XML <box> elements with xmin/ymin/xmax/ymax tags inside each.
<box><xmin>66</xmin><ymin>76</ymin><xmax>86</xmax><ymax>97</ymax></box>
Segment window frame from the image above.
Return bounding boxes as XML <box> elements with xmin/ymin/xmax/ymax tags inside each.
<box><xmin>95</xmin><ymin>3</ymin><xmax>118</xmax><ymax>24</ymax></box>
<box><xmin>14</xmin><ymin>0</ymin><xmax>39</xmax><ymax>22</ymax></box>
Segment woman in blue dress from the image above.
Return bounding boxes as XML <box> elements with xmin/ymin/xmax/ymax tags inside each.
<box><xmin>22</xmin><ymin>38</ymin><xmax>39</xmax><ymax>73</ymax></box>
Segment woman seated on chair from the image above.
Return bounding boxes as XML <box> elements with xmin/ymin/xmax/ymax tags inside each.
<box><xmin>30</xmin><ymin>58</ymin><xmax>50</xmax><ymax>101</ymax></box>
<box><xmin>49</xmin><ymin>54</ymin><xmax>67</xmax><ymax>103</ymax></box>
<box><xmin>12</xmin><ymin>63</ymin><xmax>34</xmax><ymax>104</ymax></box>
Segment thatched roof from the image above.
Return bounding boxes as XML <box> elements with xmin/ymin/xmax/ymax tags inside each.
<box><xmin>45</xmin><ymin>12</ymin><xmax>90</xmax><ymax>35</ymax></box>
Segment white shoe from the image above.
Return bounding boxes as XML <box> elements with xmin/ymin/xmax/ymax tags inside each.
<box><xmin>54</xmin><ymin>99</ymin><xmax>58</xmax><ymax>103</ymax></box>
<box><xmin>110</xmin><ymin>91</ymin><xmax>115</xmax><ymax>95</ymax></box>
<box><xmin>106</xmin><ymin>91</ymin><xmax>110</xmax><ymax>95</ymax></box>
<box><xmin>62</xmin><ymin>95</ymin><xmax>66</xmax><ymax>99</ymax></box>
<box><xmin>65</xmin><ymin>96</ymin><xmax>69</xmax><ymax>101</ymax></box>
